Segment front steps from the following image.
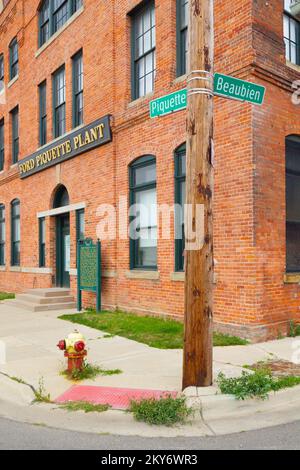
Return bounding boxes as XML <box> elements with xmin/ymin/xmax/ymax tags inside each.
<box><xmin>8</xmin><ymin>288</ymin><xmax>77</xmax><ymax>312</ymax></box>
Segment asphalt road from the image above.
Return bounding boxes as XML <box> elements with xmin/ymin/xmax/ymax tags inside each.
<box><xmin>0</xmin><ymin>417</ymin><xmax>300</xmax><ymax>450</ymax></box>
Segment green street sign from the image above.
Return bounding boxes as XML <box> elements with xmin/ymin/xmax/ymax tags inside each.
<box><xmin>150</xmin><ymin>74</ymin><xmax>266</xmax><ymax>118</ymax></box>
<box><xmin>214</xmin><ymin>73</ymin><xmax>266</xmax><ymax>105</ymax></box>
<box><xmin>150</xmin><ymin>88</ymin><xmax>187</xmax><ymax>118</ymax></box>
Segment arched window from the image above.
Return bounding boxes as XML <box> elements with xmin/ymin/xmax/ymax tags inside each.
<box><xmin>53</xmin><ymin>185</ymin><xmax>69</xmax><ymax>208</ymax></box>
<box><xmin>0</xmin><ymin>204</ymin><xmax>5</xmax><ymax>266</ymax></box>
<box><xmin>129</xmin><ymin>155</ymin><xmax>157</xmax><ymax>269</ymax></box>
<box><xmin>9</xmin><ymin>37</ymin><xmax>18</xmax><ymax>80</ymax></box>
<box><xmin>38</xmin><ymin>0</ymin><xmax>83</xmax><ymax>48</ymax></box>
<box><xmin>174</xmin><ymin>143</ymin><xmax>186</xmax><ymax>271</ymax></box>
<box><xmin>11</xmin><ymin>199</ymin><xmax>20</xmax><ymax>266</ymax></box>
<box><xmin>286</xmin><ymin>135</ymin><xmax>300</xmax><ymax>272</ymax></box>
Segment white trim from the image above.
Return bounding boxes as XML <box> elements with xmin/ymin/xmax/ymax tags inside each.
<box><xmin>170</xmin><ymin>272</ymin><xmax>185</xmax><ymax>282</ymax></box>
<box><xmin>37</xmin><ymin>202</ymin><xmax>86</xmax><ymax>218</ymax></box>
<box><xmin>125</xmin><ymin>270</ymin><xmax>160</xmax><ymax>280</ymax></box>
<box><xmin>0</xmin><ymin>266</ymin><xmax>6</xmax><ymax>271</ymax></box>
<box><xmin>7</xmin><ymin>75</ymin><xmax>19</xmax><ymax>88</ymax></box>
<box><xmin>9</xmin><ymin>267</ymin><xmax>53</xmax><ymax>274</ymax></box>
<box><xmin>70</xmin><ymin>269</ymin><xmax>117</xmax><ymax>278</ymax></box>
<box><xmin>35</xmin><ymin>7</ymin><xmax>84</xmax><ymax>58</ymax></box>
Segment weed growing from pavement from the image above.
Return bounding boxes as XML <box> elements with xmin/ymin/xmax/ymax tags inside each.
<box><xmin>129</xmin><ymin>395</ymin><xmax>193</xmax><ymax>426</ymax></box>
<box><xmin>0</xmin><ymin>292</ymin><xmax>15</xmax><ymax>301</ymax></box>
<box><xmin>217</xmin><ymin>368</ymin><xmax>300</xmax><ymax>400</ymax></box>
<box><xmin>60</xmin><ymin>401</ymin><xmax>111</xmax><ymax>413</ymax></box>
<box><xmin>32</xmin><ymin>377</ymin><xmax>52</xmax><ymax>403</ymax></box>
<box><xmin>289</xmin><ymin>321</ymin><xmax>300</xmax><ymax>338</ymax></box>
<box><xmin>60</xmin><ymin>361</ymin><xmax>122</xmax><ymax>381</ymax></box>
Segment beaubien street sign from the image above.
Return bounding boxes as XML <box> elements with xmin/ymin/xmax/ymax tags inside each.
<box><xmin>214</xmin><ymin>73</ymin><xmax>266</xmax><ymax>105</ymax></box>
<box><xmin>149</xmin><ymin>74</ymin><xmax>266</xmax><ymax>117</ymax></box>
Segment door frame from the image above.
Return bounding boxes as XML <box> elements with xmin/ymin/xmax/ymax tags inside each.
<box><xmin>55</xmin><ymin>213</ymin><xmax>70</xmax><ymax>288</ymax></box>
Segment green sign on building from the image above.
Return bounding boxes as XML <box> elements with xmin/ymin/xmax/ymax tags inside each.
<box><xmin>150</xmin><ymin>88</ymin><xmax>187</xmax><ymax>118</ymax></box>
<box><xmin>77</xmin><ymin>238</ymin><xmax>101</xmax><ymax>312</ymax></box>
<box><xmin>214</xmin><ymin>73</ymin><xmax>266</xmax><ymax>105</ymax></box>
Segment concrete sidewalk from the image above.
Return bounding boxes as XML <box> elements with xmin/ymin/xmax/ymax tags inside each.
<box><xmin>1</xmin><ymin>301</ymin><xmax>300</xmax><ymax>437</ymax></box>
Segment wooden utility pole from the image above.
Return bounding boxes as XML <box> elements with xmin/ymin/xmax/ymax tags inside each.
<box><xmin>182</xmin><ymin>0</ymin><xmax>214</xmax><ymax>389</ymax></box>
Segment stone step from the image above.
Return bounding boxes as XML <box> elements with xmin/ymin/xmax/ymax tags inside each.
<box><xmin>10</xmin><ymin>299</ymin><xmax>77</xmax><ymax>312</ymax></box>
<box><xmin>25</xmin><ymin>288</ymin><xmax>71</xmax><ymax>298</ymax></box>
<box><xmin>16</xmin><ymin>293</ymin><xmax>75</xmax><ymax>305</ymax></box>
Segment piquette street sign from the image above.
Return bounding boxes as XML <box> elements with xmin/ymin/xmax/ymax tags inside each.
<box><xmin>149</xmin><ymin>74</ymin><xmax>266</xmax><ymax>117</ymax></box>
<box><xmin>18</xmin><ymin>115</ymin><xmax>112</xmax><ymax>179</ymax></box>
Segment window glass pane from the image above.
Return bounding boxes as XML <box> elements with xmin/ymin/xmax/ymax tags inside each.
<box><xmin>135</xmin><ymin>188</ymin><xmax>157</xmax><ymax>267</ymax></box>
<box><xmin>286</xmin><ymin>222</ymin><xmax>300</xmax><ymax>271</ymax></box>
<box><xmin>135</xmin><ymin>162</ymin><xmax>156</xmax><ymax>185</ymax></box>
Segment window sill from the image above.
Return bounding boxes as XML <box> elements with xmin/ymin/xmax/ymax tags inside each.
<box><xmin>286</xmin><ymin>60</ymin><xmax>300</xmax><ymax>73</ymax></box>
<box><xmin>7</xmin><ymin>75</ymin><xmax>19</xmax><ymax>88</ymax></box>
<box><xmin>70</xmin><ymin>269</ymin><xmax>117</xmax><ymax>278</ymax></box>
<box><xmin>170</xmin><ymin>271</ymin><xmax>185</xmax><ymax>282</ymax></box>
<box><xmin>173</xmin><ymin>74</ymin><xmax>187</xmax><ymax>85</ymax></box>
<box><xmin>0</xmin><ymin>266</ymin><xmax>6</xmax><ymax>271</ymax></box>
<box><xmin>126</xmin><ymin>270</ymin><xmax>159</xmax><ymax>280</ymax></box>
<box><xmin>9</xmin><ymin>266</ymin><xmax>52</xmax><ymax>274</ymax></box>
<box><xmin>284</xmin><ymin>272</ymin><xmax>300</xmax><ymax>284</ymax></box>
<box><xmin>35</xmin><ymin>6</ymin><xmax>84</xmax><ymax>58</ymax></box>
<box><xmin>128</xmin><ymin>91</ymin><xmax>154</xmax><ymax>109</ymax></box>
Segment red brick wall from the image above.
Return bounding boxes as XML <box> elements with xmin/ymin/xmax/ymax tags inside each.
<box><xmin>0</xmin><ymin>0</ymin><xmax>300</xmax><ymax>340</ymax></box>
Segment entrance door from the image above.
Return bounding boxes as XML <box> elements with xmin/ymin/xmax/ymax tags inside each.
<box><xmin>56</xmin><ymin>213</ymin><xmax>70</xmax><ymax>288</ymax></box>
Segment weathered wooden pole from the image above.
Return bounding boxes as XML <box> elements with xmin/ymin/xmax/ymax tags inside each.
<box><xmin>182</xmin><ymin>0</ymin><xmax>214</xmax><ymax>389</ymax></box>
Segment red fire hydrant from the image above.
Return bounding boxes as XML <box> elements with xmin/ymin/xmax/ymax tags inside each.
<box><xmin>57</xmin><ymin>330</ymin><xmax>87</xmax><ymax>372</ymax></box>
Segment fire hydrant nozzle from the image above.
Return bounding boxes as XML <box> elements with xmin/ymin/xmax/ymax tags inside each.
<box><xmin>57</xmin><ymin>330</ymin><xmax>87</xmax><ymax>372</ymax></box>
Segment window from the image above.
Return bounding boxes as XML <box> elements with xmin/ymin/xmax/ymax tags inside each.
<box><xmin>39</xmin><ymin>217</ymin><xmax>46</xmax><ymax>267</ymax></box>
<box><xmin>129</xmin><ymin>155</ymin><xmax>157</xmax><ymax>269</ymax></box>
<box><xmin>38</xmin><ymin>0</ymin><xmax>83</xmax><ymax>47</ymax></box>
<box><xmin>0</xmin><ymin>119</ymin><xmax>4</xmax><ymax>171</ymax></box>
<box><xmin>175</xmin><ymin>144</ymin><xmax>186</xmax><ymax>271</ymax></box>
<box><xmin>131</xmin><ymin>1</ymin><xmax>156</xmax><ymax>100</ymax></box>
<box><xmin>11</xmin><ymin>199</ymin><xmax>20</xmax><ymax>266</ymax></box>
<box><xmin>286</xmin><ymin>136</ymin><xmax>300</xmax><ymax>272</ymax></box>
<box><xmin>284</xmin><ymin>0</ymin><xmax>300</xmax><ymax>65</ymax></box>
<box><xmin>0</xmin><ymin>54</ymin><xmax>4</xmax><ymax>83</ymax></box>
<box><xmin>39</xmin><ymin>81</ymin><xmax>47</xmax><ymax>146</ymax></box>
<box><xmin>11</xmin><ymin>107</ymin><xmax>19</xmax><ymax>164</ymax></box>
<box><xmin>176</xmin><ymin>0</ymin><xmax>188</xmax><ymax>76</ymax></box>
<box><xmin>39</xmin><ymin>0</ymin><xmax>50</xmax><ymax>46</ymax></box>
<box><xmin>0</xmin><ymin>204</ymin><xmax>5</xmax><ymax>266</ymax></box>
<box><xmin>53</xmin><ymin>66</ymin><xmax>66</xmax><ymax>138</ymax></box>
<box><xmin>9</xmin><ymin>38</ymin><xmax>18</xmax><ymax>80</ymax></box>
<box><xmin>72</xmin><ymin>50</ymin><xmax>83</xmax><ymax>127</ymax></box>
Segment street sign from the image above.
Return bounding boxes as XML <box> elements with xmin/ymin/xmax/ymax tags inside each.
<box><xmin>150</xmin><ymin>88</ymin><xmax>187</xmax><ymax>118</ymax></box>
<box><xmin>149</xmin><ymin>74</ymin><xmax>266</xmax><ymax>118</ymax></box>
<box><xmin>214</xmin><ymin>73</ymin><xmax>266</xmax><ymax>105</ymax></box>
<box><xmin>77</xmin><ymin>238</ymin><xmax>101</xmax><ymax>312</ymax></box>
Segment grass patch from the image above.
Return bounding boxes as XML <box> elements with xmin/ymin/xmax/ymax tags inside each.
<box><xmin>60</xmin><ymin>401</ymin><xmax>111</xmax><ymax>413</ymax></box>
<box><xmin>129</xmin><ymin>395</ymin><xmax>193</xmax><ymax>426</ymax></box>
<box><xmin>217</xmin><ymin>368</ymin><xmax>300</xmax><ymax>400</ymax></box>
<box><xmin>0</xmin><ymin>292</ymin><xmax>15</xmax><ymax>301</ymax></box>
<box><xmin>60</xmin><ymin>361</ymin><xmax>122</xmax><ymax>381</ymax></box>
<box><xmin>59</xmin><ymin>311</ymin><xmax>248</xmax><ymax>349</ymax></box>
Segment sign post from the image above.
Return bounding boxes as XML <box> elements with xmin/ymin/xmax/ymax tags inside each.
<box><xmin>77</xmin><ymin>238</ymin><xmax>101</xmax><ymax>313</ymax></box>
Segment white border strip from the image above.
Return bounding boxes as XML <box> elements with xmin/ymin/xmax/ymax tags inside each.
<box><xmin>37</xmin><ymin>202</ymin><xmax>86</xmax><ymax>218</ymax></box>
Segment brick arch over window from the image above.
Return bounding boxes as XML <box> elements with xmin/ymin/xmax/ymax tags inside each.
<box><xmin>286</xmin><ymin>135</ymin><xmax>300</xmax><ymax>272</ymax></box>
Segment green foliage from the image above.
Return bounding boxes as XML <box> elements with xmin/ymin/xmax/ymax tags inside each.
<box><xmin>129</xmin><ymin>395</ymin><xmax>193</xmax><ymax>426</ymax></box>
<box><xmin>60</xmin><ymin>401</ymin><xmax>111</xmax><ymax>413</ymax></box>
<box><xmin>60</xmin><ymin>361</ymin><xmax>122</xmax><ymax>381</ymax></box>
<box><xmin>59</xmin><ymin>311</ymin><xmax>248</xmax><ymax>349</ymax></box>
<box><xmin>0</xmin><ymin>292</ymin><xmax>15</xmax><ymax>301</ymax></box>
<box><xmin>33</xmin><ymin>377</ymin><xmax>52</xmax><ymax>404</ymax></box>
<box><xmin>218</xmin><ymin>369</ymin><xmax>300</xmax><ymax>400</ymax></box>
<box><xmin>288</xmin><ymin>321</ymin><xmax>300</xmax><ymax>338</ymax></box>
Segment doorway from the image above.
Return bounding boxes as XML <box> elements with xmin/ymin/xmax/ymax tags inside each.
<box><xmin>56</xmin><ymin>213</ymin><xmax>70</xmax><ymax>288</ymax></box>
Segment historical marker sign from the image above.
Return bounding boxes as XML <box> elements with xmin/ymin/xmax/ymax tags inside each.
<box><xmin>214</xmin><ymin>73</ymin><xmax>266</xmax><ymax>105</ymax></box>
<box><xmin>77</xmin><ymin>238</ymin><xmax>101</xmax><ymax>312</ymax></box>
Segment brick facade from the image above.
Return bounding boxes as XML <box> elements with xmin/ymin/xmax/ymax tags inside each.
<box><xmin>0</xmin><ymin>0</ymin><xmax>300</xmax><ymax>341</ymax></box>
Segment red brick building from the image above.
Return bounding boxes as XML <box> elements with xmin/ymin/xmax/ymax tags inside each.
<box><xmin>0</xmin><ymin>0</ymin><xmax>300</xmax><ymax>341</ymax></box>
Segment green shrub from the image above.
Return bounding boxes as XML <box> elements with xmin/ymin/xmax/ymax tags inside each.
<box><xmin>129</xmin><ymin>395</ymin><xmax>193</xmax><ymax>426</ymax></box>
